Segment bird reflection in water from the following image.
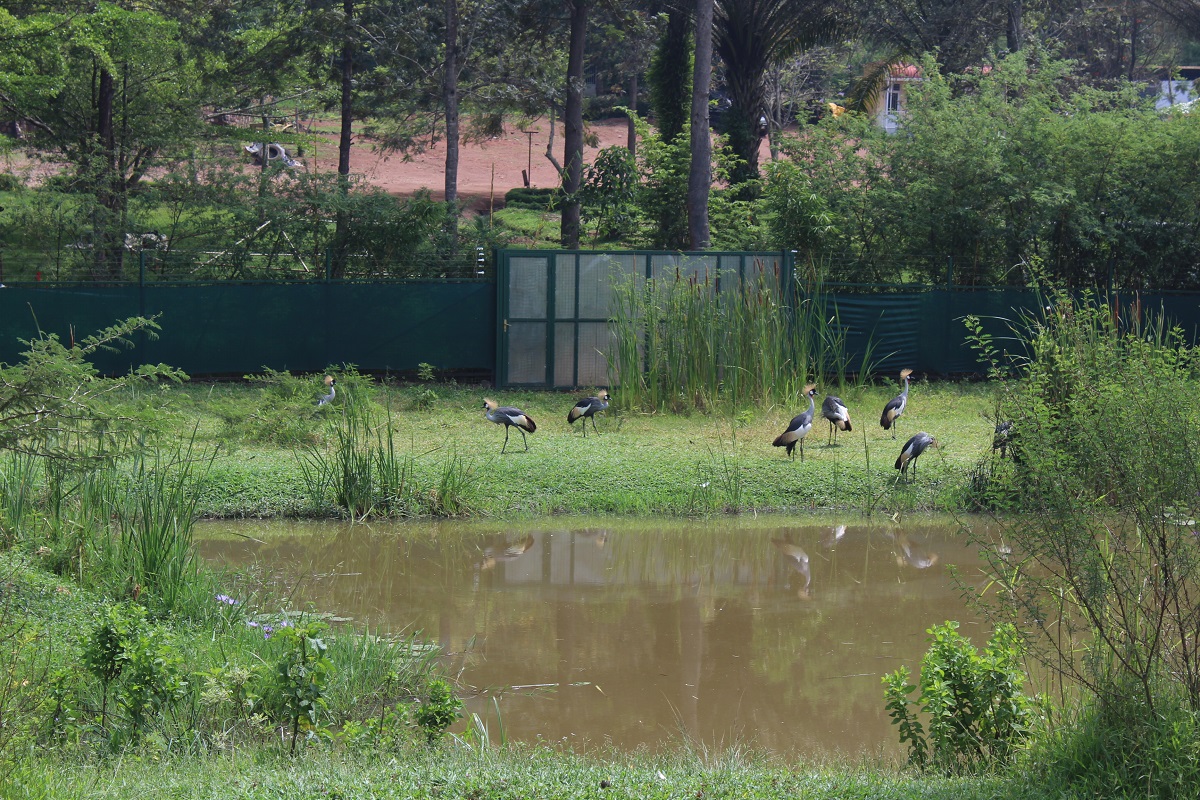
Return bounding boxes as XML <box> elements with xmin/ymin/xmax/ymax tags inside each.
<box><xmin>821</xmin><ymin>524</ymin><xmax>846</xmax><ymax>549</ymax></box>
<box><xmin>577</xmin><ymin>529</ymin><xmax>608</xmax><ymax>549</ymax></box>
<box><xmin>887</xmin><ymin>531</ymin><xmax>940</xmax><ymax>569</ymax></box>
<box><xmin>477</xmin><ymin>534</ymin><xmax>535</xmax><ymax>571</ymax></box>
<box><xmin>771</xmin><ymin>537</ymin><xmax>812</xmax><ymax>599</ymax></box>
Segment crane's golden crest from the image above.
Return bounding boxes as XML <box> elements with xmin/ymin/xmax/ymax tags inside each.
<box><xmin>899</xmin><ymin>368</ymin><xmax>913</xmax><ymax>378</ymax></box>
<box><xmin>324</xmin><ymin>375</ymin><xmax>334</xmax><ymax>386</ymax></box>
<box><xmin>803</xmin><ymin>383</ymin><xmax>817</xmax><ymax>395</ymax></box>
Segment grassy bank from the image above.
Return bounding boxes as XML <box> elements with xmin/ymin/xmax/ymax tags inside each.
<box><xmin>134</xmin><ymin>377</ymin><xmax>997</xmax><ymax>519</ymax></box>
<box><xmin>5</xmin><ymin>746</ymin><xmax>1030</xmax><ymax>800</ymax></box>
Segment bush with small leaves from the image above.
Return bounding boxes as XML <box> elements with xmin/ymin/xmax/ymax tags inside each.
<box><xmin>884</xmin><ymin>620</ymin><xmax>1032</xmax><ymax>774</ymax></box>
<box><xmin>414</xmin><ymin>679</ymin><xmax>461</xmax><ymax>745</ymax></box>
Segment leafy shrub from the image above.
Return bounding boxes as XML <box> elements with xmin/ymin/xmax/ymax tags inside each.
<box><xmin>971</xmin><ymin>285</ymin><xmax>1200</xmax><ymax>717</ymax></box>
<box><xmin>411</xmin><ymin>387</ymin><xmax>438</xmax><ymax>410</ymax></box>
<box><xmin>581</xmin><ymin>146</ymin><xmax>639</xmax><ymax>242</ymax></box>
<box><xmin>84</xmin><ymin>603</ymin><xmax>185</xmax><ymax>743</ymax></box>
<box><xmin>883</xmin><ymin>620</ymin><xmax>1033</xmax><ymax>774</ymax></box>
<box><xmin>256</xmin><ymin>620</ymin><xmax>331</xmax><ymax>755</ymax></box>
<box><xmin>414</xmin><ymin>679</ymin><xmax>461</xmax><ymax>744</ymax></box>
<box><xmin>762</xmin><ymin>160</ymin><xmax>837</xmax><ymax>256</ymax></box>
<box><xmin>503</xmin><ymin>187</ymin><xmax>560</xmax><ymax>211</ymax></box>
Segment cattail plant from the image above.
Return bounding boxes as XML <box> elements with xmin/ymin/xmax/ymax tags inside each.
<box><xmin>608</xmin><ymin>257</ymin><xmax>870</xmax><ymax>411</ymax></box>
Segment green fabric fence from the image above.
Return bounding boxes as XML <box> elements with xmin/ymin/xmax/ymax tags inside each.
<box><xmin>829</xmin><ymin>288</ymin><xmax>1200</xmax><ymax>376</ymax></box>
<box><xmin>2</xmin><ymin>267</ymin><xmax>1197</xmax><ymax>384</ymax></box>
<box><xmin>0</xmin><ymin>281</ymin><xmax>496</xmax><ymax>377</ymax></box>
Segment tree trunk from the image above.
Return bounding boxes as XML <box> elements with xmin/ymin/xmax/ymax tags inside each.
<box><xmin>93</xmin><ymin>64</ymin><xmax>122</xmax><ymax>279</ymax></box>
<box><xmin>727</xmin><ymin>80</ymin><xmax>766</xmax><ymax>184</ymax></box>
<box><xmin>649</xmin><ymin>11</ymin><xmax>693</xmax><ymax>144</ymax></box>
<box><xmin>444</xmin><ymin>0</ymin><xmax>460</xmax><ymax>247</ymax></box>
<box><xmin>332</xmin><ymin>0</ymin><xmax>355</xmax><ymax>278</ymax></box>
<box><xmin>626</xmin><ymin>73</ymin><xmax>637</xmax><ymax>157</ymax></box>
<box><xmin>687</xmin><ymin>0</ymin><xmax>713</xmax><ymax>250</ymax></box>
<box><xmin>1006</xmin><ymin>0</ymin><xmax>1023</xmax><ymax>52</ymax></box>
<box><xmin>560</xmin><ymin>0</ymin><xmax>589</xmax><ymax>250</ymax></box>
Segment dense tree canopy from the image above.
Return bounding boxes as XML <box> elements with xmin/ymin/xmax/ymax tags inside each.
<box><xmin>0</xmin><ymin>0</ymin><xmax>1198</xmax><ymax>280</ymax></box>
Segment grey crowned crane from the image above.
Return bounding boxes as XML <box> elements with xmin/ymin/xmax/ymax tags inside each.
<box><xmin>880</xmin><ymin>368</ymin><xmax>913</xmax><ymax>438</ymax></box>
<box><xmin>483</xmin><ymin>398</ymin><xmax>537</xmax><ymax>453</ymax></box>
<box><xmin>895</xmin><ymin>431</ymin><xmax>937</xmax><ymax>480</ymax></box>
<box><xmin>567</xmin><ymin>391</ymin><xmax>610</xmax><ymax>436</ymax></box>
<box><xmin>773</xmin><ymin>384</ymin><xmax>818</xmax><ymax>461</ymax></box>
<box><xmin>992</xmin><ymin>421</ymin><xmax>1013</xmax><ymax>458</ymax></box>
<box><xmin>317</xmin><ymin>375</ymin><xmax>336</xmax><ymax>406</ymax></box>
<box><xmin>821</xmin><ymin>394</ymin><xmax>852</xmax><ymax>445</ymax></box>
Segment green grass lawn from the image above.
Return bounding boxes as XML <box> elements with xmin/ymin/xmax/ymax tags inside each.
<box><xmin>143</xmin><ymin>377</ymin><xmax>999</xmax><ymax>519</ymax></box>
<box><xmin>6</xmin><ymin>746</ymin><xmax>1041</xmax><ymax>800</ymax></box>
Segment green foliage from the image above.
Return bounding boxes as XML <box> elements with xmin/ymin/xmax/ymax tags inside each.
<box><xmin>629</xmin><ymin>116</ymin><xmax>692</xmax><ymax>250</ymax></box>
<box><xmin>762</xmin><ymin>160</ymin><xmax>838</xmax><ymax>256</ymax></box>
<box><xmin>412</xmin><ymin>364</ymin><xmax>439</xmax><ymax>410</ymax></box>
<box><xmin>116</xmin><ymin>618</ymin><xmax>185</xmax><ymax>741</ymax></box>
<box><xmin>884</xmin><ymin>621</ymin><xmax>1033</xmax><ymax>774</ymax></box>
<box><xmin>210</xmin><ymin>369</ymin><xmax>321</xmax><ymax>447</ymax></box>
<box><xmin>778</xmin><ymin>49</ymin><xmax>1200</xmax><ymax>287</ymax></box>
<box><xmin>971</xmin><ymin>284</ymin><xmax>1200</xmax><ymax>716</ymax></box>
<box><xmin>258</xmin><ymin>620</ymin><xmax>331</xmax><ymax>756</ymax></box>
<box><xmin>299</xmin><ymin>391</ymin><xmax>479</xmax><ymax>519</ymax></box>
<box><xmin>0</xmin><ymin>316</ymin><xmax>185</xmax><ymax>461</ymax></box>
<box><xmin>581</xmin><ymin>146</ymin><xmax>639</xmax><ymax>243</ymax></box>
<box><xmin>707</xmin><ymin>185</ymin><xmax>767</xmax><ymax>250</ymax></box>
<box><xmin>90</xmin><ymin>439</ymin><xmax>211</xmax><ymax>617</ymax></box>
<box><xmin>414</xmin><ymin>679</ymin><xmax>461</xmax><ymax>745</ymax></box>
<box><xmin>646</xmin><ymin>16</ymin><xmax>693</xmax><ymax>144</ymax></box>
<box><xmin>503</xmin><ymin>187</ymin><xmax>560</xmax><ymax>211</ymax></box>
<box><xmin>85</xmin><ymin>602</ymin><xmax>185</xmax><ymax>742</ymax></box>
<box><xmin>1025</xmin><ymin>685</ymin><xmax>1200</xmax><ymax>798</ymax></box>
<box><xmin>773</xmin><ymin>110</ymin><xmax>896</xmax><ymax>282</ymax></box>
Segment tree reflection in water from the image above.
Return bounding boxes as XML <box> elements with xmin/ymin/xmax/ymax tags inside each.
<box><xmin>196</xmin><ymin>516</ymin><xmax>989</xmax><ymax>760</ymax></box>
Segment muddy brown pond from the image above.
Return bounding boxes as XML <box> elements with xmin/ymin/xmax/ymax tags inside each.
<box><xmin>197</xmin><ymin>516</ymin><xmax>999</xmax><ymax>759</ymax></box>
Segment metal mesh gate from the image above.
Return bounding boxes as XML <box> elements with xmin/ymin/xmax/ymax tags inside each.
<box><xmin>496</xmin><ymin>250</ymin><xmax>793</xmax><ymax>389</ymax></box>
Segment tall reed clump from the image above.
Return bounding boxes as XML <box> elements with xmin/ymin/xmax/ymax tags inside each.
<box><xmin>300</xmin><ymin>395</ymin><xmax>478</xmax><ymax>519</ymax></box>
<box><xmin>102</xmin><ymin>436</ymin><xmax>213</xmax><ymax>615</ymax></box>
<box><xmin>608</xmin><ymin>259</ymin><xmax>868</xmax><ymax>412</ymax></box>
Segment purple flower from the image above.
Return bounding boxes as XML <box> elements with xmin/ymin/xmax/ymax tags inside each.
<box><xmin>215</xmin><ymin>594</ymin><xmax>239</xmax><ymax>605</ymax></box>
<box><xmin>246</xmin><ymin>620</ymin><xmax>259</xmax><ymax>628</ymax></box>
<box><xmin>262</xmin><ymin>625</ymin><xmax>274</xmax><ymax>640</ymax></box>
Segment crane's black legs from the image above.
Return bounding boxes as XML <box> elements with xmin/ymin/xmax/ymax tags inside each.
<box><xmin>500</xmin><ymin>424</ymin><xmax>528</xmax><ymax>453</ymax></box>
<box><xmin>591</xmin><ymin>416</ymin><xmax>599</xmax><ymax>434</ymax></box>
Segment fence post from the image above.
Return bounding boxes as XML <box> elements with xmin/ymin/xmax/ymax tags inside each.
<box><xmin>945</xmin><ymin>255</ymin><xmax>953</xmax><ymax>289</ymax></box>
<box><xmin>138</xmin><ymin>249</ymin><xmax>148</xmax><ymax>358</ymax></box>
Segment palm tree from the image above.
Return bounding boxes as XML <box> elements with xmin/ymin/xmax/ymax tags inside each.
<box><xmin>713</xmin><ymin>0</ymin><xmax>846</xmax><ymax>184</ymax></box>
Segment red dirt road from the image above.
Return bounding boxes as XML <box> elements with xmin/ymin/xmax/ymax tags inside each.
<box><xmin>307</xmin><ymin>118</ymin><xmax>635</xmax><ymax>209</ymax></box>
